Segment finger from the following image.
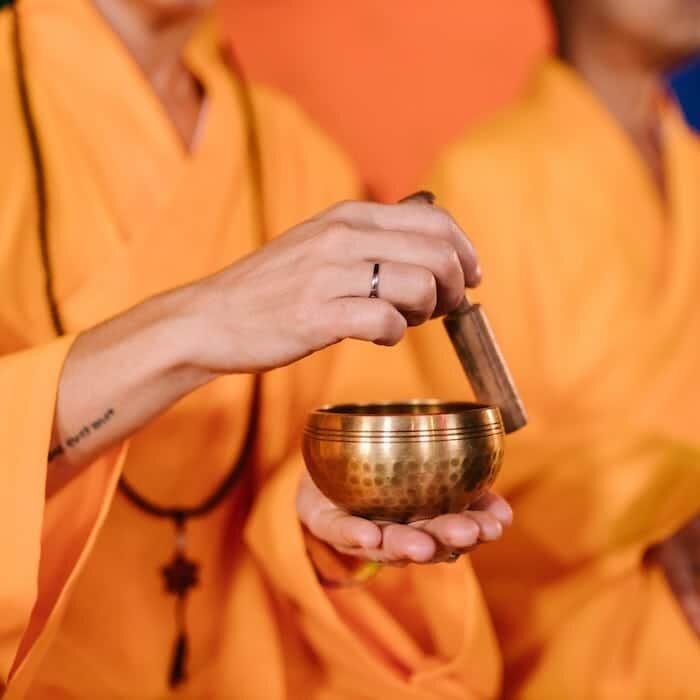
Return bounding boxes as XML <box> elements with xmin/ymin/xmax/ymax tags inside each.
<box><xmin>323</xmin><ymin>262</ymin><xmax>438</xmax><ymax>325</ymax></box>
<box><xmin>397</xmin><ymin>191</ymin><xmax>481</xmax><ymax>288</ymax></box>
<box><xmin>381</xmin><ymin>523</ymin><xmax>437</xmax><ymax>563</ymax></box>
<box><xmin>334</xmin><ymin>541</ymin><xmax>478</xmax><ymax>565</ymax></box>
<box><xmin>331</xmin><ymin>525</ymin><xmax>437</xmax><ymax>564</ymax></box>
<box><xmin>403</xmin><ymin>203</ymin><xmax>480</xmax><ymax>289</ymax></box>
<box><xmin>302</xmin><ymin>501</ymin><xmax>382</xmax><ymax>550</ymax></box>
<box><xmin>319</xmin><ymin>297</ymin><xmax>408</xmax><ymax>346</ymax></box>
<box><xmin>297</xmin><ymin>471</ymin><xmax>384</xmax><ymax>556</ymax></box>
<box><xmin>459</xmin><ymin>510</ymin><xmax>504</xmax><ymax>542</ymax></box>
<box><xmin>318</xmin><ymin>228</ymin><xmax>465</xmax><ymax>315</ymax></box>
<box><xmin>655</xmin><ymin>540</ymin><xmax>700</xmax><ymax>635</ymax></box>
<box><xmin>322</xmin><ymin>202</ymin><xmax>480</xmax><ymax>289</ymax></box>
<box><xmin>469</xmin><ymin>491</ymin><xmax>514</xmax><ymax>527</ymax></box>
<box><xmin>410</xmin><ymin>513</ymin><xmax>481</xmax><ymax>550</ymax></box>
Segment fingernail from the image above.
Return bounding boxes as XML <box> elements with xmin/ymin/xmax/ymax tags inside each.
<box><xmin>449</xmin><ymin>521</ymin><xmax>480</xmax><ymax>548</ymax></box>
<box><xmin>491</xmin><ymin>501</ymin><xmax>513</xmax><ymax>526</ymax></box>
<box><xmin>405</xmin><ymin>540</ymin><xmax>434</xmax><ymax>562</ymax></box>
<box><xmin>481</xmin><ymin>521</ymin><xmax>503</xmax><ymax>541</ymax></box>
<box><xmin>398</xmin><ymin>190</ymin><xmax>436</xmax><ymax>205</ymax></box>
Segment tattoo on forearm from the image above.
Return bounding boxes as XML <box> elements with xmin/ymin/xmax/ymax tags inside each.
<box><xmin>48</xmin><ymin>444</ymin><xmax>65</xmax><ymax>461</ymax></box>
<box><xmin>48</xmin><ymin>408</ymin><xmax>116</xmax><ymax>462</ymax></box>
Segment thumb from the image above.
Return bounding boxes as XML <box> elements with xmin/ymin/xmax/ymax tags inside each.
<box><xmin>297</xmin><ymin>470</ymin><xmax>381</xmax><ymax>549</ymax></box>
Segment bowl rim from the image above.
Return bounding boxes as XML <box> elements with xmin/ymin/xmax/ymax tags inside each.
<box><xmin>305</xmin><ymin>400</ymin><xmax>504</xmax><ymax>435</ymax></box>
<box><xmin>314</xmin><ymin>399</ymin><xmax>495</xmax><ymax>416</ymax></box>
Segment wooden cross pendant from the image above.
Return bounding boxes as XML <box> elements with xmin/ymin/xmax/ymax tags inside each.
<box><xmin>161</xmin><ymin>515</ymin><xmax>200</xmax><ymax>597</ymax></box>
<box><xmin>162</xmin><ymin>552</ymin><xmax>199</xmax><ymax>597</ymax></box>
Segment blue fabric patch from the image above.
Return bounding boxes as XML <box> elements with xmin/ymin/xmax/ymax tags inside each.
<box><xmin>667</xmin><ymin>55</ymin><xmax>700</xmax><ymax>133</ymax></box>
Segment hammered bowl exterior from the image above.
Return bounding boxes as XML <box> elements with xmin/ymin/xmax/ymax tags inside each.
<box><xmin>302</xmin><ymin>401</ymin><xmax>505</xmax><ymax>523</ymax></box>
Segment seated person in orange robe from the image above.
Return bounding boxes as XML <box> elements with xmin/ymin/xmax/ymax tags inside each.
<box><xmin>0</xmin><ymin>1</ymin><xmax>513</xmax><ymax>698</ymax></box>
<box><xmin>409</xmin><ymin>0</ymin><xmax>700</xmax><ymax>697</ymax></box>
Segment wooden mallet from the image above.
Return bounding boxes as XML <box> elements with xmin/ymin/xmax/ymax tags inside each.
<box><xmin>400</xmin><ymin>191</ymin><xmax>527</xmax><ymax>434</ymax></box>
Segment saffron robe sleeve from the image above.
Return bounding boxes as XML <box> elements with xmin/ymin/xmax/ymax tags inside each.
<box><xmin>414</xmin><ymin>58</ymin><xmax>700</xmax><ymax>699</ymax></box>
<box><xmin>0</xmin><ymin>13</ymin><xmax>129</xmax><ymax>688</ymax></box>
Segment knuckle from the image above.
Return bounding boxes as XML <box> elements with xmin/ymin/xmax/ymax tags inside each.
<box><xmin>321</xmin><ymin>299</ymin><xmax>352</xmax><ymax>344</ymax></box>
<box><xmin>328</xmin><ymin>200</ymin><xmax>357</xmax><ymax>221</ymax></box>
<box><xmin>433</xmin><ymin>240</ymin><xmax>459</xmax><ymax>277</ymax></box>
<box><xmin>376</xmin><ymin>306</ymin><xmax>406</xmax><ymax>346</ymax></box>
<box><xmin>441</xmin><ymin>273</ymin><xmax>465</xmax><ymax>310</ymax></box>
<box><xmin>305</xmin><ymin>265</ymin><xmax>331</xmax><ymax>295</ymax></box>
<box><xmin>446</xmin><ymin>288</ymin><xmax>465</xmax><ymax>313</ymax></box>
<box><xmin>417</xmin><ymin>269</ymin><xmax>438</xmax><ymax>304</ymax></box>
<box><xmin>431</xmin><ymin>206</ymin><xmax>454</xmax><ymax>235</ymax></box>
<box><xmin>380</xmin><ymin>525</ymin><xmax>401</xmax><ymax>554</ymax></box>
<box><xmin>430</xmin><ymin>242</ymin><xmax>464</xmax><ymax>311</ymax></box>
<box><xmin>375</xmin><ymin>303</ymin><xmax>395</xmax><ymax>330</ymax></box>
<box><xmin>411</xmin><ymin>269</ymin><xmax>438</xmax><ymax>318</ymax></box>
<box><xmin>317</xmin><ymin>221</ymin><xmax>352</xmax><ymax>258</ymax></box>
<box><xmin>333</xmin><ymin>298</ymin><xmax>366</xmax><ymax>343</ymax></box>
<box><xmin>294</xmin><ymin>283</ymin><xmax>338</xmax><ymax>346</ymax></box>
<box><xmin>293</xmin><ymin>297</ymin><xmax>321</xmax><ymax>341</ymax></box>
<box><xmin>335</xmin><ymin>296</ymin><xmax>355</xmax><ymax>325</ymax></box>
<box><xmin>294</xmin><ymin>268</ymin><xmax>325</xmax><ymax>320</ymax></box>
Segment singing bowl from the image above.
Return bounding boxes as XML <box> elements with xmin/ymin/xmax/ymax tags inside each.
<box><xmin>302</xmin><ymin>401</ymin><xmax>505</xmax><ymax>523</ymax></box>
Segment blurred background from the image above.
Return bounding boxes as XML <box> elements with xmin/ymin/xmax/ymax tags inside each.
<box><xmin>218</xmin><ymin>0</ymin><xmax>553</xmax><ymax>202</ymax></box>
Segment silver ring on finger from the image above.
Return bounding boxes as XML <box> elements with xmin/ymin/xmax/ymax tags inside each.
<box><xmin>369</xmin><ymin>262</ymin><xmax>380</xmax><ymax>299</ymax></box>
<box><xmin>447</xmin><ymin>551</ymin><xmax>461</xmax><ymax>562</ymax></box>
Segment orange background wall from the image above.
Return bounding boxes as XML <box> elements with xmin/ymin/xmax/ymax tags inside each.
<box><xmin>219</xmin><ymin>1</ymin><xmax>552</xmax><ymax>201</ymax></box>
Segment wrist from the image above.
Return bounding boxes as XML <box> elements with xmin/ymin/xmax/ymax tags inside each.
<box><xmin>159</xmin><ymin>274</ymin><xmax>251</xmax><ymax>380</ymax></box>
<box><xmin>135</xmin><ymin>287</ymin><xmax>221</xmax><ymax>390</ymax></box>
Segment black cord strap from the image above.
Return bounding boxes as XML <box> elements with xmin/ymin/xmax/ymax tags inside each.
<box><xmin>13</xmin><ymin>5</ymin><xmax>267</xmax><ymax>688</ymax></box>
<box><xmin>12</xmin><ymin>4</ymin><xmax>65</xmax><ymax>336</ymax></box>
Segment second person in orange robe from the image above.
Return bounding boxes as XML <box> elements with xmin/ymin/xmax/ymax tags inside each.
<box><xmin>409</xmin><ymin>0</ymin><xmax>700</xmax><ymax>697</ymax></box>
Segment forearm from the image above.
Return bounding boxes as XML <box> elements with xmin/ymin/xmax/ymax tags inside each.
<box><xmin>44</xmin><ymin>199</ymin><xmax>481</xmax><ymax>495</ymax></box>
<box><xmin>47</xmin><ymin>287</ymin><xmax>213</xmax><ymax>496</ymax></box>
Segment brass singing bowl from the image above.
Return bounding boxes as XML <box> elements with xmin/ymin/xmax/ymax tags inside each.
<box><xmin>302</xmin><ymin>401</ymin><xmax>505</xmax><ymax>523</ymax></box>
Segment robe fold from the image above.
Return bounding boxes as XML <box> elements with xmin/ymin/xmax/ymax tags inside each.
<box><xmin>0</xmin><ymin>2</ymin><xmax>502</xmax><ymax>697</ymax></box>
<box><xmin>414</xmin><ymin>57</ymin><xmax>700</xmax><ymax>699</ymax></box>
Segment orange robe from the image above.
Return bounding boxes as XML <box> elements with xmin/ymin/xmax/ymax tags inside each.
<box><xmin>0</xmin><ymin>2</ymin><xmax>501</xmax><ymax>698</ymax></box>
<box><xmin>412</xmin><ymin>58</ymin><xmax>700</xmax><ymax>699</ymax></box>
